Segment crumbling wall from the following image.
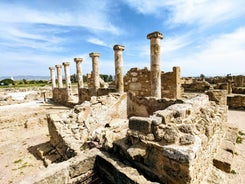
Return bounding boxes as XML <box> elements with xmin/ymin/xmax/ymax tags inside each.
<box><xmin>53</xmin><ymin>88</ymin><xmax>69</xmax><ymax>104</ymax></box>
<box><xmin>161</xmin><ymin>66</ymin><xmax>181</xmax><ymax>98</ymax></box>
<box><xmin>20</xmin><ymin>148</ymin><xmax>101</xmax><ymax>184</ymax></box>
<box><xmin>124</xmin><ymin>67</ymin><xmax>181</xmax><ymax>98</ymax></box>
<box><xmin>182</xmin><ymin>80</ymin><xmax>211</xmax><ymax>92</ymax></box>
<box><xmin>124</xmin><ymin>67</ymin><xmax>151</xmax><ymax>97</ymax></box>
<box><xmin>233</xmin><ymin>75</ymin><xmax>245</xmax><ymax>87</ymax></box>
<box><xmin>127</xmin><ymin>92</ymin><xmax>178</xmax><ymax>117</ymax></box>
<box><xmin>114</xmin><ymin>94</ymin><xmax>227</xmax><ymax>184</ymax></box>
<box><xmin>47</xmin><ymin>93</ymin><xmax>128</xmax><ymax>159</ymax></box>
<box><xmin>78</xmin><ymin>88</ymin><xmax>116</xmax><ymax>103</ymax></box>
<box><xmin>227</xmin><ymin>95</ymin><xmax>245</xmax><ymax>110</ymax></box>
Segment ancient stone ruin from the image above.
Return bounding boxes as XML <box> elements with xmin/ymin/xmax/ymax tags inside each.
<box><xmin>21</xmin><ymin>31</ymin><xmax>239</xmax><ymax>184</ymax></box>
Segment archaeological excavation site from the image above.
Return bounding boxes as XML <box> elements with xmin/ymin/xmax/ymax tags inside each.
<box><xmin>1</xmin><ymin>31</ymin><xmax>244</xmax><ymax>184</ymax></box>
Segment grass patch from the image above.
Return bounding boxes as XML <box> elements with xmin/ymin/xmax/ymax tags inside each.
<box><xmin>236</xmin><ymin>136</ymin><xmax>243</xmax><ymax>144</ymax></box>
<box><xmin>12</xmin><ymin>162</ymin><xmax>32</xmax><ymax>171</ymax></box>
<box><xmin>13</xmin><ymin>159</ymin><xmax>22</xmax><ymax>164</ymax></box>
<box><xmin>238</xmin><ymin>131</ymin><xmax>245</xmax><ymax>136</ymax></box>
<box><xmin>230</xmin><ymin>170</ymin><xmax>237</xmax><ymax>174</ymax></box>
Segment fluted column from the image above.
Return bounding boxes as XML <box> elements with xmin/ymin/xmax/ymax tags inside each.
<box><xmin>62</xmin><ymin>62</ymin><xmax>72</xmax><ymax>100</ymax></box>
<box><xmin>74</xmin><ymin>58</ymin><xmax>83</xmax><ymax>89</ymax></box>
<box><xmin>55</xmin><ymin>64</ymin><xmax>63</xmax><ymax>88</ymax></box>
<box><xmin>89</xmin><ymin>52</ymin><xmax>100</xmax><ymax>93</ymax></box>
<box><xmin>49</xmin><ymin>66</ymin><xmax>56</xmax><ymax>90</ymax></box>
<box><xmin>147</xmin><ymin>31</ymin><xmax>163</xmax><ymax>98</ymax></box>
<box><xmin>113</xmin><ymin>44</ymin><xmax>125</xmax><ymax>93</ymax></box>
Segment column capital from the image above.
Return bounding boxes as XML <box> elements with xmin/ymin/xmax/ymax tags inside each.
<box><xmin>74</xmin><ymin>58</ymin><xmax>83</xmax><ymax>63</ymax></box>
<box><xmin>55</xmin><ymin>64</ymin><xmax>62</xmax><ymax>69</ymax></box>
<box><xmin>113</xmin><ymin>44</ymin><xmax>125</xmax><ymax>51</ymax></box>
<box><xmin>89</xmin><ymin>52</ymin><xmax>100</xmax><ymax>58</ymax></box>
<box><xmin>62</xmin><ymin>62</ymin><xmax>70</xmax><ymax>67</ymax></box>
<box><xmin>49</xmin><ymin>66</ymin><xmax>55</xmax><ymax>70</ymax></box>
<box><xmin>147</xmin><ymin>31</ymin><xmax>163</xmax><ymax>40</ymax></box>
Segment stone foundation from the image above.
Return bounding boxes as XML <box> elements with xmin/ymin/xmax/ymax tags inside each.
<box><xmin>227</xmin><ymin>95</ymin><xmax>245</xmax><ymax>110</ymax></box>
<box><xmin>114</xmin><ymin>94</ymin><xmax>227</xmax><ymax>184</ymax></box>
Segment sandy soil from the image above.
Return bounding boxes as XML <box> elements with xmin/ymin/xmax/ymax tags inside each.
<box><xmin>0</xmin><ymin>91</ymin><xmax>244</xmax><ymax>184</ymax></box>
<box><xmin>0</xmin><ymin>97</ymin><xmax>70</xmax><ymax>183</ymax></box>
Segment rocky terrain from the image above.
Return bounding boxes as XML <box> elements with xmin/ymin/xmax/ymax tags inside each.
<box><xmin>0</xmin><ymin>88</ymin><xmax>244</xmax><ymax>183</ymax></box>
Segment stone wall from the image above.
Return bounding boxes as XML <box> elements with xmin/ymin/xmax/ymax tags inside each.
<box><xmin>127</xmin><ymin>92</ymin><xmax>179</xmax><ymax>117</ymax></box>
<box><xmin>124</xmin><ymin>67</ymin><xmax>151</xmax><ymax>96</ymax></box>
<box><xmin>78</xmin><ymin>88</ymin><xmax>117</xmax><ymax>103</ymax></box>
<box><xmin>114</xmin><ymin>94</ymin><xmax>228</xmax><ymax>184</ymax></box>
<box><xmin>182</xmin><ymin>80</ymin><xmax>211</xmax><ymax>92</ymax></box>
<box><xmin>227</xmin><ymin>95</ymin><xmax>245</xmax><ymax>110</ymax></box>
<box><xmin>20</xmin><ymin>148</ymin><xmax>101</xmax><ymax>184</ymax></box>
<box><xmin>233</xmin><ymin>75</ymin><xmax>245</xmax><ymax>87</ymax></box>
<box><xmin>206</xmin><ymin>89</ymin><xmax>228</xmax><ymax>105</ymax></box>
<box><xmin>232</xmin><ymin>87</ymin><xmax>245</xmax><ymax>94</ymax></box>
<box><xmin>124</xmin><ymin>67</ymin><xmax>181</xmax><ymax>99</ymax></box>
<box><xmin>161</xmin><ymin>66</ymin><xmax>181</xmax><ymax>98</ymax></box>
<box><xmin>53</xmin><ymin>88</ymin><xmax>69</xmax><ymax>105</ymax></box>
<box><xmin>47</xmin><ymin>93</ymin><xmax>128</xmax><ymax>158</ymax></box>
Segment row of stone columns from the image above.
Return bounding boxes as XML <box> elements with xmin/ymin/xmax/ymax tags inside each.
<box><xmin>49</xmin><ymin>45</ymin><xmax>126</xmax><ymax>94</ymax></box>
<box><xmin>49</xmin><ymin>31</ymin><xmax>164</xmax><ymax>98</ymax></box>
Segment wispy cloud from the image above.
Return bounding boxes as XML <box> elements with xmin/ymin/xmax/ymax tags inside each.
<box><xmin>86</xmin><ymin>37</ymin><xmax>109</xmax><ymax>47</ymax></box>
<box><xmin>164</xmin><ymin>26</ymin><xmax>245</xmax><ymax>76</ymax></box>
<box><xmin>0</xmin><ymin>1</ymin><xmax>120</xmax><ymax>34</ymax></box>
<box><xmin>123</xmin><ymin>0</ymin><xmax>245</xmax><ymax>28</ymax></box>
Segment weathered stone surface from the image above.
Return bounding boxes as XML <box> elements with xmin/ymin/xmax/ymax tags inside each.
<box><xmin>179</xmin><ymin>134</ymin><xmax>195</xmax><ymax>145</ymax></box>
<box><xmin>129</xmin><ymin>116</ymin><xmax>152</xmax><ymax>134</ymax></box>
<box><xmin>227</xmin><ymin>94</ymin><xmax>245</xmax><ymax>109</ymax></box>
<box><xmin>213</xmin><ymin>148</ymin><xmax>233</xmax><ymax>173</ymax></box>
<box><xmin>206</xmin><ymin>89</ymin><xmax>228</xmax><ymax>105</ymax></box>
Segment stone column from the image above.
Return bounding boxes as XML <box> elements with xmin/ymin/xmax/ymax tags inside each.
<box><xmin>49</xmin><ymin>67</ymin><xmax>56</xmax><ymax>89</ymax></box>
<box><xmin>173</xmin><ymin>66</ymin><xmax>181</xmax><ymax>99</ymax></box>
<box><xmin>113</xmin><ymin>44</ymin><xmax>125</xmax><ymax>93</ymax></box>
<box><xmin>55</xmin><ymin>64</ymin><xmax>63</xmax><ymax>88</ymax></box>
<box><xmin>74</xmin><ymin>58</ymin><xmax>83</xmax><ymax>89</ymax></box>
<box><xmin>62</xmin><ymin>62</ymin><xmax>72</xmax><ymax>100</ymax></box>
<box><xmin>147</xmin><ymin>31</ymin><xmax>163</xmax><ymax>98</ymax></box>
<box><xmin>89</xmin><ymin>52</ymin><xmax>100</xmax><ymax>93</ymax></box>
<box><xmin>227</xmin><ymin>80</ymin><xmax>232</xmax><ymax>94</ymax></box>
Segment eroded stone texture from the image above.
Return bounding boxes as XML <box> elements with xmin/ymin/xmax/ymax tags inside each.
<box><xmin>227</xmin><ymin>94</ymin><xmax>245</xmax><ymax>109</ymax></box>
<box><xmin>47</xmin><ymin>93</ymin><xmax>128</xmax><ymax>158</ymax></box>
<box><xmin>122</xmin><ymin>94</ymin><xmax>228</xmax><ymax>184</ymax></box>
<box><xmin>147</xmin><ymin>31</ymin><xmax>163</xmax><ymax>98</ymax></box>
<box><xmin>124</xmin><ymin>67</ymin><xmax>182</xmax><ymax>99</ymax></box>
<box><xmin>55</xmin><ymin>64</ymin><xmax>63</xmax><ymax>88</ymax></box>
<box><xmin>63</xmin><ymin>62</ymin><xmax>72</xmax><ymax>101</ymax></box>
<box><xmin>89</xmin><ymin>52</ymin><xmax>100</xmax><ymax>93</ymax></box>
<box><xmin>49</xmin><ymin>67</ymin><xmax>56</xmax><ymax>90</ymax></box>
<box><xmin>206</xmin><ymin>89</ymin><xmax>227</xmax><ymax>105</ymax></box>
<box><xmin>113</xmin><ymin>44</ymin><xmax>125</xmax><ymax>93</ymax></box>
<box><xmin>74</xmin><ymin>58</ymin><xmax>83</xmax><ymax>89</ymax></box>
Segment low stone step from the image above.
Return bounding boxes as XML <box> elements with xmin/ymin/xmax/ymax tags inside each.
<box><xmin>213</xmin><ymin>125</ymin><xmax>238</xmax><ymax>173</ymax></box>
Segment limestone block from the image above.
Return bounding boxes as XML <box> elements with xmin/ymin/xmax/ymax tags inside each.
<box><xmin>129</xmin><ymin>116</ymin><xmax>152</xmax><ymax>134</ymax></box>
<box><xmin>213</xmin><ymin>148</ymin><xmax>233</xmax><ymax>173</ymax></box>
<box><xmin>163</xmin><ymin>126</ymin><xmax>179</xmax><ymax>144</ymax></box>
<box><xmin>154</xmin><ymin>110</ymin><xmax>173</xmax><ymax>124</ymax></box>
<box><xmin>127</xmin><ymin>144</ymin><xmax>147</xmax><ymax>161</ymax></box>
<box><xmin>69</xmin><ymin>148</ymin><xmax>99</xmax><ymax>178</ymax></box>
<box><xmin>179</xmin><ymin>134</ymin><xmax>195</xmax><ymax>145</ymax></box>
<box><xmin>206</xmin><ymin>89</ymin><xmax>227</xmax><ymax>105</ymax></box>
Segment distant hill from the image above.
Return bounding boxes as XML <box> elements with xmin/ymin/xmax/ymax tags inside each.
<box><xmin>0</xmin><ymin>75</ymin><xmax>50</xmax><ymax>81</ymax></box>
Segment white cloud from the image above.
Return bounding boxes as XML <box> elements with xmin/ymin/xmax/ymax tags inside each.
<box><xmin>124</xmin><ymin>0</ymin><xmax>245</xmax><ymax>28</ymax></box>
<box><xmin>86</xmin><ymin>38</ymin><xmax>109</xmax><ymax>47</ymax></box>
<box><xmin>164</xmin><ymin>26</ymin><xmax>245</xmax><ymax>76</ymax></box>
<box><xmin>0</xmin><ymin>1</ymin><xmax>120</xmax><ymax>34</ymax></box>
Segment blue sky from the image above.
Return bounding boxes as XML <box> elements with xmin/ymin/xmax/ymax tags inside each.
<box><xmin>0</xmin><ymin>0</ymin><xmax>245</xmax><ymax>77</ymax></box>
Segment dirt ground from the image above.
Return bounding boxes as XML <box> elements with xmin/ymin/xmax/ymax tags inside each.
<box><xmin>0</xmin><ymin>92</ymin><xmax>71</xmax><ymax>183</ymax></box>
<box><xmin>0</xmin><ymin>91</ymin><xmax>244</xmax><ymax>184</ymax></box>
